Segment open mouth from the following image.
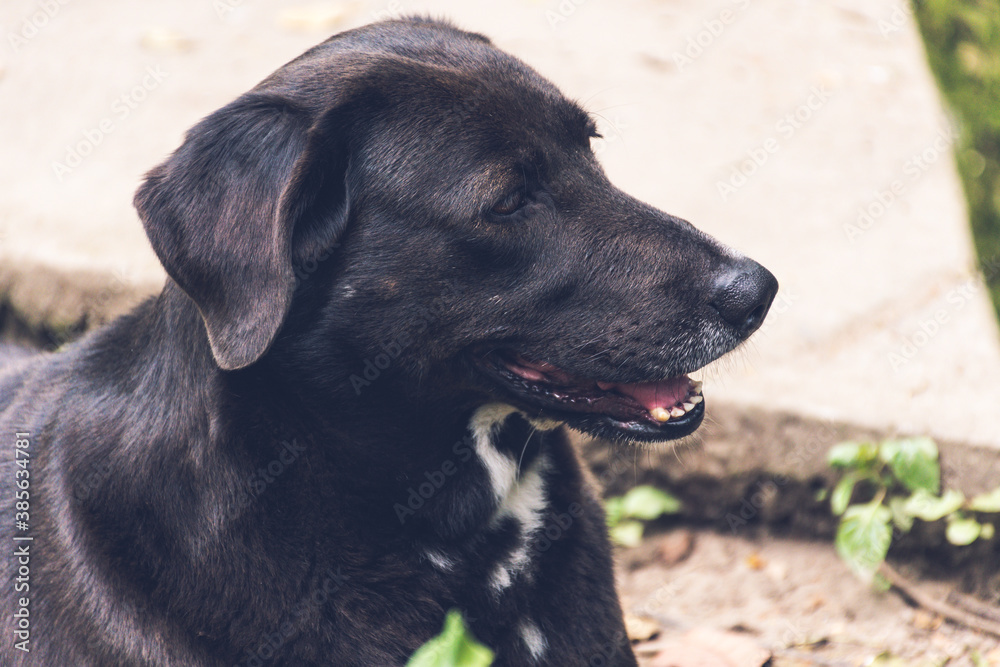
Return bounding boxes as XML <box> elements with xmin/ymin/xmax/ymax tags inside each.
<box><xmin>474</xmin><ymin>350</ymin><xmax>705</xmax><ymax>442</ymax></box>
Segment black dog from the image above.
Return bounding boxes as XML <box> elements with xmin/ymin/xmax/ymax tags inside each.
<box><xmin>1</xmin><ymin>17</ymin><xmax>777</xmax><ymax>666</ymax></box>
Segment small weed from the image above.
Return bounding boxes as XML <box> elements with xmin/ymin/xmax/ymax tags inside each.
<box><xmin>827</xmin><ymin>436</ymin><xmax>999</xmax><ymax>584</ymax></box>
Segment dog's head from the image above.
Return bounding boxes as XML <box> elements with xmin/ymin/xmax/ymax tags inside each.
<box><xmin>135</xmin><ymin>18</ymin><xmax>777</xmax><ymax>443</ymax></box>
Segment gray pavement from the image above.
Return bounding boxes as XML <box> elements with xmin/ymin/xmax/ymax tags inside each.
<box><xmin>1</xmin><ymin>0</ymin><xmax>997</xmax><ymax>460</ymax></box>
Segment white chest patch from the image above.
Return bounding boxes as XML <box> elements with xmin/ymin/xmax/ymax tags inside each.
<box><xmin>519</xmin><ymin>620</ymin><xmax>548</xmax><ymax>662</ymax></box>
<box><xmin>470</xmin><ymin>404</ymin><xmax>520</xmax><ymax>503</ymax></box>
<box><xmin>423</xmin><ymin>549</ymin><xmax>455</xmax><ymax>572</ymax></box>
<box><xmin>469</xmin><ymin>403</ymin><xmax>556</xmax><ymax>595</ymax></box>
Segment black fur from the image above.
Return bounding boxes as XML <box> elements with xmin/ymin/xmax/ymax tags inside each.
<box><xmin>1</xmin><ymin>18</ymin><xmax>776</xmax><ymax>666</ymax></box>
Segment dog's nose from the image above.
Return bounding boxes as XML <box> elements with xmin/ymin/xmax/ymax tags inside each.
<box><xmin>709</xmin><ymin>260</ymin><xmax>779</xmax><ymax>337</ymax></box>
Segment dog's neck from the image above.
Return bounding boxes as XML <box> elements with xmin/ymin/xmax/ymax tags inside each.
<box><xmin>104</xmin><ymin>283</ymin><xmax>562</xmax><ymax>545</ymax></box>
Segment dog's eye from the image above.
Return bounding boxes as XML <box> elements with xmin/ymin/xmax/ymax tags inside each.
<box><xmin>490</xmin><ymin>189</ymin><xmax>526</xmax><ymax>216</ymax></box>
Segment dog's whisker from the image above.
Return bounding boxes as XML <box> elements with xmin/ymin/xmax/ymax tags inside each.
<box><xmin>517</xmin><ymin>425</ymin><xmax>537</xmax><ymax>477</ymax></box>
<box><xmin>589</xmin><ymin>103</ymin><xmax>637</xmax><ymax>114</ymax></box>
<box><xmin>578</xmin><ymin>86</ymin><xmax>624</xmax><ymax>108</ymax></box>
<box><xmin>633</xmin><ymin>445</ymin><xmax>639</xmax><ymax>486</ymax></box>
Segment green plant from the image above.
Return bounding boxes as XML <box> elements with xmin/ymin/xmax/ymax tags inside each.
<box><xmin>605</xmin><ymin>485</ymin><xmax>682</xmax><ymax>547</ymax></box>
<box><xmin>826</xmin><ymin>436</ymin><xmax>999</xmax><ymax>584</ymax></box>
<box><xmin>407</xmin><ymin>609</ymin><xmax>494</xmax><ymax>667</ymax></box>
<box><xmin>912</xmin><ymin>0</ymin><xmax>1000</xmax><ymax>322</ymax></box>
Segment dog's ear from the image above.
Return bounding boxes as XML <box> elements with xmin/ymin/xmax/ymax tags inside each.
<box><xmin>134</xmin><ymin>89</ymin><xmax>360</xmax><ymax>370</ymax></box>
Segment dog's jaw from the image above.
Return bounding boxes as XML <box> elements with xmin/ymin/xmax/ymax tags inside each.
<box><xmin>470</xmin><ymin>349</ymin><xmax>707</xmax><ymax>443</ymax></box>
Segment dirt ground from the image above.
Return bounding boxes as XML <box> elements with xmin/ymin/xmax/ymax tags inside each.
<box><xmin>616</xmin><ymin>528</ymin><xmax>1000</xmax><ymax>666</ymax></box>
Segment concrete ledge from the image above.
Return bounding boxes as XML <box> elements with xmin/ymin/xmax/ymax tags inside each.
<box><xmin>0</xmin><ymin>260</ymin><xmax>161</xmax><ymax>342</ymax></box>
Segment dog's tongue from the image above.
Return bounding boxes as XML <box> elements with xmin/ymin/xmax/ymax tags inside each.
<box><xmin>508</xmin><ymin>353</ymin><xmax>693</xmax><ymax>412</ymax></box>
<box><xmin>596</xmin><ymin>376</ymin><xmax>692</xmax><ymax>412</ymax></box>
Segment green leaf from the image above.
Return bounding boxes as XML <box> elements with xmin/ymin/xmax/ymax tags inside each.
<box><xmin>968</xmin><ymin>487</ymin><xmax>1000</xmax><ymax>512</ymax></box>
<box><xmin>828</xmin><ymin>441</ymin><xmax>877</xmax><ymax>469</ymax></box>
<box><xmin>900</xmin><ymin>488</ymin><xmax>965</xmax><ymax>522</ymax></box>
<box><xmin>882</xmin><ymin>437</ymin><xmax>940</xmax><ymax>494</ymax></box>
<box><xmin>407</xmin><ymin>610</ymin><xmax>494</xmax><ymax>667</ymax></box>
<box><xmin>946</xmin><ymin>516</ymin><xmax>982</xmax><ymax>546</ymax></box>
<box><xmin>604</xmin><ymin>497</ymin><xmax>624</xmax><ymax>528</ymax></box>
<box><xmin>620</xmin><ymin>485</ymin><xmax>681</xmax><ymax>520</ymax></box>
<box><xmin>609</xmin><ymin>520</ymin><xmax>645</xmax><ymax>547</ymax></box>
<box><xmin>872</xmin><ymin>571</ymin><xmax>892</xmax><ymax>593</ymax></box>
<box><xmin>867</xmin><ymin>652</ymin><xmax>911</xmax><ymax>667</ymax></box>
<box><xmin>888</xmin><ymin>496</ymin><xmax>914</xmax><ymax>532</ymax></box>
<box><xmin>836</xmin><ymin>499</ymin><xmax>893</xmax><ymax>579</ymax></box>
<box><xmin>830</xmin><ymin>473</ymin><xmax>858</xmax><ymax>516</ymax></box>
<box><xmin>877</xmin><ymin>439</ymin><xmax>900</xmax><ymax>464</ymax></box>
<box><xmin>980</xmin><ymin>523</ymin><xmax>995</xmax><ymax>540</ymax></box>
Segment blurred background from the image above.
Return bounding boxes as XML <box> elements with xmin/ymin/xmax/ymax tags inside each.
<box><xmin>1</xmin><ymin>1</ymin><xmax>999</xmax><ymax>664</ymax></box>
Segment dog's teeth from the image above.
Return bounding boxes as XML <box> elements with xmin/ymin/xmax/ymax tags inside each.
<box><xmin>690</xmin><ymin>395</ymin><xmax>703</xmax><ymax>405</ymax></box>
<box><xmin>682</xmin><ymin>402</ymin><xmax>694</xmax><ymax>411</ymax></box>
<box><xmin>650</xmin><ymin>407</ymin><xmax>671</xmax><ymax>422</ymax></box>
<box><xmin>690</xmin><ymin>380</ymin><xmax>703</xmax><ymax>394</ymax></box>
<box><xmin>670</xmin><ymin>406</ymin><xmax>685</xmax><ymax>418</ymax></box>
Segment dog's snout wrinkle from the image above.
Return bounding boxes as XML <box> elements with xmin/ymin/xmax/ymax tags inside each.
<box><xmin>709</xmin><ymin>260</ymin><xmax>779</xmax><ymax>337</ymax></box>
